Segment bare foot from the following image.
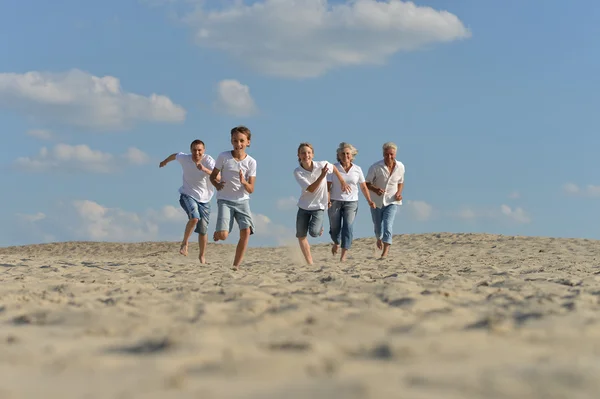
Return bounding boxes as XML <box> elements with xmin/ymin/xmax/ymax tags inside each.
<box><xmin>331</xmin><ymin>244</ymin><xmax>338</xmax><ymax>255</ymax></box>
<box><xmin>381</xmin><ymin>243</ymin><xmax>390</xmax><ymax>258</ymax></box>
<box><xmin>180</xmin><ymin>243</ymin><xmax>188</xmax><ymax>256</ymax></box>
<box><xmin>340</xmin><ymin>249</ymin><xmax>348</xmax><ymax>262</ymax></box>
<box><xmin>213</xmin><ymin>232</ymin><xmax>221</xmax><ymax>242</ymax></box>
<box><xmin>199</xmin><ymin>255</ymin><xmax>206</xmax><ymax>264</ymax></box>
<box><xmin>376</xmin><ymin>239</ymin><xmax>383</xmax><ymax>250</ymax></box>
<box><xmin>231</xmin><ymin>265</ymin><xmax>239</xmax><ymax>271</ymax></box>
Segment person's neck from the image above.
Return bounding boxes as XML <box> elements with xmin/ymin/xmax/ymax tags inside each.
<box><xmin>385</xmin><ymin>159</ymin><xmax>395</xmax><ymax>168</ymax></box>
<box><xmin>340</xmin><ymin>161</ymin><xmax>351</xmax><ymax>169</ymax></box>
<box><xmin>231</xmin><ymin>149</ymin><xmax>246</xmax><ymax>160</ymax></box>
<box><xmin>301</xmin><ymin>160</ymin><xmax>313</xmax><ymax>171</ymax></box>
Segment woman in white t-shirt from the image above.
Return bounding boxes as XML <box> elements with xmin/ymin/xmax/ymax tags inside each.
<box><xmin>327</xmin><ymin>142</ymin><xmax>376</xmax><ymax>261</ymax></box>
<box><xmin>293</xmin><ymin>142</ymin><xmax>350</xmax><ymax>265</ymax></box>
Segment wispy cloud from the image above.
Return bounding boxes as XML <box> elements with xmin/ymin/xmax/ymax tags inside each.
<box><xmin>405</xmin><ymin>199</ymin><xmax>433</xmax><ymax>221</ymax></box>
<box><xmin>26</xmin><ymin>129</ymin><xmax>54</xmax><ymax>140</ymax></box>
<box><xmin>563</xmin><ymin>183</ymin><xmax>600</xmax><ymax>198</ymax></box>
<box><xmin>0</xmin><ymin>69</ymin><xmax>186</xmax><ymax>130</ymax></box>
<box><xmin>174</xmin><ymin>0</ymin><xmax>470</xmax><ymax>78</ymax></box>
<box><xmin>14</xmin><ymin>144</ymin><xmax>150</xmax><ymax>173</ymax></box>
<box><xmin>214</xmin><ymin>79</ymin><xmax>258</xmax><ymax>117</ymax></box>
<box><xmin>455</xmin><ymin>204</ymin><xmax>531</xmax><ymax>224</ymax></box>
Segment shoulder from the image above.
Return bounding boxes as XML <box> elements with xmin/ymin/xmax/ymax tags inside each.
<box><xmin>176</xmin><ymin>152</ymin><xmax>189</xmax><ymax>159</ymax></box>
<box><xmin>244</xmin><ymin>155</ymin><xmax>257</xmax><ymax>165</ymax></box>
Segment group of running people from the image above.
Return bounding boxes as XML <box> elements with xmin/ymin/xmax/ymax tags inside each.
<box><xmin>159</xmin><ymin>126</ymin><xmax>405</xmax><ymax>270</ymax></box>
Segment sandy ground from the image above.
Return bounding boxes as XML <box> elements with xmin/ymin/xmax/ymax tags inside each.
<box><xmin>1</xmin><ymin>232</ymin><xmax>600</xmax><ymax>399</ymax></box>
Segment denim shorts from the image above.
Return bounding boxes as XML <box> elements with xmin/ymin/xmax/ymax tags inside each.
<box><xmin>215</xmin><ymin>199</ymin><xmax>255</xmax><ymax>235</ymax></box>
<box><xmin>296</xmin><ymin>208</ymin><xmax>325</xmax><ymax>238</ymax></box>
<box><xmin>179</xmin><ymin>193</ymin><xmax>210</xmax><ymax>235</ymax></box>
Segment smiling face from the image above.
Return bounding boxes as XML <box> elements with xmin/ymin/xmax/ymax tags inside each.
<box><xmin>383</xmin><ymin>147</ymin><xmax>396</xmax><ymax>166</ymax></box>
<box><xmin>231</xmin><ymin>132</ymin><xmax>250</xmax><ymax>152</ymax></box>
<box><xmin>191</xmin><ymin>143</ymin><xmax>205</xmax><ymax>163</ymax></box>
<box><xmin>338</xmin><ymin>147</ymin><xmax>354</xmax><ymax>165</ymax></box>
<box><xmin>298</xmin><ymin>145</ymin><xmax>314</xmax><ymax>165</ymax></box>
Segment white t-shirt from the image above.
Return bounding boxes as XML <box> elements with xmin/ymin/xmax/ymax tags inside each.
<box><xmin>365</xmin><ymin>159</ymin><xmax>405</xmax><ymax>208</ymax></box>
<box><xmin>327</xmin><ymin>162</ymin><xmax>366</xmax><ymax>202</ymax></box>
<box><xmin>294</xmin><ymin>160</ymin><xmax>333</xmax><ymax>211</ymax></box>
<box><xmin>214</xmin><ymin>151</ymin><xmax>257</xmax><ymax>201</ymax></box>
<box><xmin>176</xmin><ymin>153</ymin><xmax>215</xmax><ymax>203</ymax></box>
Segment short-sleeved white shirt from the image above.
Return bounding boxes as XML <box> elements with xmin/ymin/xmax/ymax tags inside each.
<box><xmin>327</xmin><ymin>162</ymin><xmax>366</xmax><ymax>202</ymax></box>
<box><xmin>176</xmin><ymin>153</ymin><xmax>215</xmax><ymax>203</ymax></box>
<box><xmin>294</xmin><ymin>160</ymin><xmax>333</xmax><ymax>211</ymax></box>
<box><xmin>214</xmin><ymin>151</ymin><xmax>257</xmax><ymax>201</ymax></box>
<box><xmin>365</xmin><ymin>159</ymin><xmax>405</xmax><ymax>208</ymax></box>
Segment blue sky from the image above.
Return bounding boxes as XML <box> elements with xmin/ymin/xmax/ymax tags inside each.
<box><xmin>1</xmin><ymin>0</ymin><xmax>599</xmax><ymax>248</ymax></box>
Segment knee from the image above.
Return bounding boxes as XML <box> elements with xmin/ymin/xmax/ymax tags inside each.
<box><xmin>190</xmin><ymin>217</ymin><xmax>199</xmax><ymax>224</ymax></box>
<box><xmin>239</xmin><ymin>228</ymin><xmax>251</xmax><ymax>239</ymax></box>
<box><xmin>214</xmin><ymin>231</ymin><xmax>228</xmax><ymax>240</ymax></box>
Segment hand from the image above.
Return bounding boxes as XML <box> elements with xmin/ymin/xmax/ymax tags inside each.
<box><xmin>368</xmin><ymin>200</ymin><xmax>376</xmax><ymax>209</ymax></box>
<box><xmin>328</xmin><ymin>200</ymin><xmax>332</xmax><ymax>208</ymax></box>
<box><xmin>394</xmin><ymin>192</ymin><xmax>403</xmax><ymax>201</ymax></box>
<box><xmin>320</xmin><ymin>165</ymin><xmax>329</xmax><ymax>177</ymax></box>
<box><xmin>239</xmin><ymin>170</ymin><xmax>246</xmax><ymax>184</ymax></box>
<box><xmin>340</xmin><ymin>181</ymin><xmax>351</xmax><ymax>193</ymax></box>
<box><xmin>214</xmin><ymin>180</ymin><xmax>225</xmax><ymax>191</ymax></box>
<box><xmin>374</xmin><ymin>187</ymin><xmax>385</xmax><ymax>196</ymax></box>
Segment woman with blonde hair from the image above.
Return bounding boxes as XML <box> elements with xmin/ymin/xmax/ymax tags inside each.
<box><xmin>293</xmin><ymin>142</ymin><xmax>350</xmax><ymax>265</ymax></box>
<box><xmin>327</xmin><ymin>142</ymin><xmax>376</xmax><ymax>261</ymax></box>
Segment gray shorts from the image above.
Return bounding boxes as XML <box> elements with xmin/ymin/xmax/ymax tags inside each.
<box><xmin>215</xmin><ymin>199</ymin><xmax>255</xmax><ymax>235</ymax></box>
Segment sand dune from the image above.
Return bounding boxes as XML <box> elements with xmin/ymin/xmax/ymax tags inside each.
<box><xmin>1</xmin><ymin>233</ymin><xmax>600</xmax><ymax>398</ymax></box>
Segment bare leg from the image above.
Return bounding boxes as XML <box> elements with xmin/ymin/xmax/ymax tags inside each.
<box><xmin>331</xmin><ymin>243</ymin><xmax>338</xmax><ymax>256</ymax></box>
<box><xmin>298</xmin><ymin>237</ymin><xmax>313</xmax><ymax>265</ymax></box>
<box><xmin>180</xmin><ymin>218</ymin><xmax>199</xmax><ymax>255</ymax></box>
<box><xmin>233</xmin><ymin>228</ymin><xmax>251</xmax><ymax>269</ymax></box>
<box><xmin>213</xmin><ymin>230</ymin><xmax>228</xmax><ymax>242</ymax></box>
<box><xmin>376</xmin><ymin>239</ymin><xmax>383</xmax><ymax>250</ymax></box>
<box><xmin>340</xmin><ymin>248</ymin><xmax>348</xmax><ymax>262</ymax></box>
<box><xmin>198</xmin><ymin>234</ymin><xmax>207</xmax><ymax>264</ymax></box>
<box><xmin>381</xmin><ymin>243</ymin><xmax>391</xmax><ymax>258</ymax></box>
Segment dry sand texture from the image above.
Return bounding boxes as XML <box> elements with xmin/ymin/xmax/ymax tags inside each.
<box><xmin>2</xmin><ymin>233</ymin><xmax>600</xmax><ymax>399</ymax></box>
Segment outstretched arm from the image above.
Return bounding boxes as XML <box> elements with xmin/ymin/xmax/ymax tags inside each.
<box><xmin>159</xmin><ymin>153</ymin><xmax>177</xmax><ymax>168</ymax></box>
<box><xmin>360</xmin><ymin>182</ymin><xmax>376</xmax><ymax>208</ymax></box>
<box><xmin>331</xmin><ymin>166</ymin><xmax>351</xmax><ymax>193</ymax></box>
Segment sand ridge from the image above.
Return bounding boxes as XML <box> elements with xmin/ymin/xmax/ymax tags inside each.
<box><xmin>1</xmin><ymin>233</ymin><xmax>600</xmax><ymax>398</ymax></box>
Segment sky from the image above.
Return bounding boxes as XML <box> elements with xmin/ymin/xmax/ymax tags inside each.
<box><xmin>1</xmin><ymin>0</ymin><xmax>599</xmax><ymax>248</ymax></box>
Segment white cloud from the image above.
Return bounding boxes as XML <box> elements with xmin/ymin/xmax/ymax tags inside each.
<box><xmin>146</xmin><ymin>205</ymin><xmax>188</xmax><ymax>223</ymax></box>
<box><xmin>405</xmin><ymin>199</ymin><xmax>433</xmax><ymax>221</ymax></box>
<box><xmin>276</xmin><ymin>196</ymin><xmax>297</xmax><ymax>211</ymax></box>
<box><xmin>455</xmin><ymin>205</ymin><xmax>531</xmax><ymax>224</ymax></box>
<box><xmin>16</xmin><ymin>212</ymin><xmax>46</xmax><ymax>222</ymax></box>
<box><xmin>214</xmin><ymin>79</ymin><xmax>258</xmax><ymax>116</ymax></box>
<box><xmin>500</xmin><ymin>204</ymin><xmax>531</xmax><ymax>224</ymax></box>
<box><xmin>180</xmin><ymin>0</ymin><xmax>470</xmax><ymax>78</ymax></box>
<box><xmin>14</xmin><ymin>144</ymin><xmax>150</xmax><ymax>173</ymax></box>
<box><xmin>563</xmin><ymin>183</ymin><xmax>600</xmax><ymax>198</ymax></box>
<box><xmin>26</xmin><ymin>129</ymin><xmax>53</xmax><ymax>140</ymax></box>
<box><xmin>508</xmin><ymin>191</ymin><xmax>520</xmax><ymax>199</ymax></box>
<box><xmin>0</xmin><ymin>69</ymin><xmax>186</xmax><ymax>130</ymax></box>
<box><xmin>252</xmin><ymin>213</ymin><xmax>295</xmax><ymax>244</ymax></box>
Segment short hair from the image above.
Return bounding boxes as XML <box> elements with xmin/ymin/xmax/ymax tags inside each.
<box><xmin>297</xmin><ymin>142</ymin><xmax>314</xmax><ymax>164</ymax></box>
<box><xmin>231</xmin><ymin>125</ymin><xmax>251</xmax><ymax>147</ymax></box>
<box><xmin>382</xmin><ymin>142</ymin><xmax>397</xmax><ymax>152</ymax></box>
<box><xmin>190</xmin><ymin>139</ymin><xmax>205</xmax><ymax>150</ymax></box>
<box><xmin>336</xmin><ymin>142</ymin><xmax>358</xmax><ymax>162</ymax></box>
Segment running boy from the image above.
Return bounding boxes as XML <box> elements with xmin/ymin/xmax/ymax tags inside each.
<box><xmin>209</xmin><ymin>126</ymin><xmax>257</xmax><ymax>270</ymax></box>
<box><xmin>159</xmin><ymin>139</ymin><xmax>216</xmax><ymax>263</ymax></box>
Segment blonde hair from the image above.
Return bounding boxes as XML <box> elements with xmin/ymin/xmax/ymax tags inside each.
<box><xmin>382</xmin><ymin>142</ymin><xmax>397</xmax><ymax>152</ymax></box>
<box><xmin>297</xmin><ymin>142</ymin><xmax>314</xmax><ymax>164</ymax></box>
<box><xmin>336</xmin><ymin>142</ymin><xmax>358</xmax><ymax>162</ymax></box>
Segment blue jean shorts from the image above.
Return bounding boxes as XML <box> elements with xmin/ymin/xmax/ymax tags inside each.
<box><xmin>215</xmin><ymin>199</ymin><xmax>255</xmax><ymax>235</ymax></box>
<box><xmin>296</xmin><ymin>208</ymin><xmax>325</xmax><ymax>238</ymax></box>
<box><xmin>179</xmin><ymin>193</ymin><xmax>210</xmax><ymax>235</ymax></box>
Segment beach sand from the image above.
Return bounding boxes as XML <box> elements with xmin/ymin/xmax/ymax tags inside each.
<box><xmin>1</xmin><ymin>232</ymin><xmax>600</xmax><ymax>399</ymax></box>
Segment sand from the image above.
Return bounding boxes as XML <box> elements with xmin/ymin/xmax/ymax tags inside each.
<box><xmin>1</xmin><ymin>232</ymin><xmax>600</xmax><ymax>399</ymax></box>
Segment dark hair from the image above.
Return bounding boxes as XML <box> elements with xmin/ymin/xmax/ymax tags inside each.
<box><xmin>231</xmin><ymin>125</ymin><xmax>251</xmax><ymax>147</ymax></box>
<box><xmin>190</xmin><ymin>139</ymin><xmax>205</xmax><ymax>151</ymax></box>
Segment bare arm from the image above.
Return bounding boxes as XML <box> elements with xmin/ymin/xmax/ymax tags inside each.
<box><xmin>395</xmin><ymin>182</ymin><xmax>404</xmax><ymax>201</ymax></box>
<box><xmin>331</xmin><ymin>166</ymin><xmax>351</xmax><ymax>193</ymax></box>
<box><xmin>306</xmin><ymin>170</ymin><xmax>328</xmax><ymax>193</ymax></box>
<box><xmin>366</xmin><ymin>182</ymin><xmax>384</xmax><ymax>196</ymax></box>
<box><xmin>159</xmin><ymin>153</ymin><xmax>177</xmax><ymax>168</ymax></box>
<box><xmin>360</xmin><ymin>182</ymin><xmax>376</xmax><ymax>208</ymax></box>
<box><xmin>210</xmin><ymin>167</ymin><xmax>224</xmax><ymax>190</ymax></box>
<box><xmin>239</xmin><ymin>171</ymin><xmax>255</xmax><ymax>194</ymax></box>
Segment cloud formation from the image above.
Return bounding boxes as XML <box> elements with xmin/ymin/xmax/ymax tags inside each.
<box><xmin>456</xmin><ymin>204</ymin><xmax>531</xmax><ymax>224</ymax></box>
<box><xmin>26</xmin><ymin>129</ymin><xmax>54</xmax><ymax>140</ymax></box>
<box><xmin>214</xmin><ymin>79</ymin><xmax>258</xmax><ymax>116</ymax></box>
<box><xmin>563</xmin><ymin>183</ymin><xmax>600</xmax><ymax>198</ymax></box>
<box><xmin>405</xmin><ymin>199</ymin><xmax>433</xmax><ymax>221</ymax></box>
<box><xmin>0</xmin><ymin>69</ymin><xmax>186</xmax><ymax>130</ymax></box>
<box><xmin>181</xmin><ymin>0</ymin><xmax>470</xmax><ymax>78</ymax></box>
<box><xmin>14</xmin><ymin>144</ymin><xmax>150</xmax><ymax>173</ymax></box>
